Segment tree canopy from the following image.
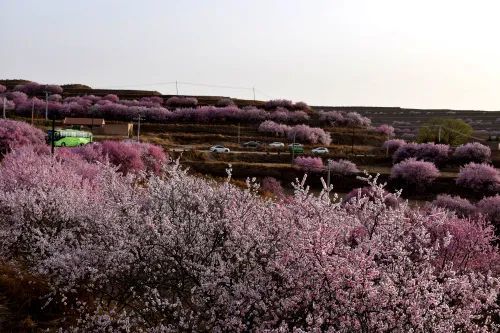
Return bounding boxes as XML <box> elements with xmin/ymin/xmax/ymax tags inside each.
<box><xmin>417</xmin><ymin>118</ymin><xmax>473</xmax><ymax>146</ymax></box>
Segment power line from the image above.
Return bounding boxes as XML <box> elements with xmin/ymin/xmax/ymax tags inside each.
<box><xmin>177</xmin><ymin>81</ymin><xmax>252</xmax><ymax>91</ymax></box>
<box><xmin>98</xmin><ymin>80</ymin><xmax>277</xmax><ymax>100</ymax></box>
<box><xmin>104</xmin><ymin>81</ymin><xmax>177</xmax><ymax>88</ymax></box>
<box><xmin>420</xmin><ymin>125</ymin><xmax>487</xmax><ymax>143</ymax></box>
<box><xmin>254</xmin><ymin>88</ymin><xmax>274</xmax><ymax>99</ymax></box>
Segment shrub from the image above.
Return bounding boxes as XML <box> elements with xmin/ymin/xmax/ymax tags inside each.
<box><xmin>328</xmin><ymin>159</ymin><xmax>359</xmax><ymax>175</ymax></box>
<box><xmin>140</xmin><ymin>96</ymin><xmax>163</xmax><ymax>105</ymax></box>
<box><xmin>390</xmin><ymin>158</ymin><xmax>440</xmax><ymax>187</ymax></box>
<box><xmin>293</xmin><ymin>101</ymin><xmax>311</xmax><ymax>111</ymax></box>
<box><xmin>382</xmin><ymin>139</ymin><xmax>406</xmax><ymax>154</ymax></box>
<box><xmin>375</xmin><ymin>124</ymin><xmax>395</xmax><ymax>137</ymax></box>
<box><xmin>215</xmin><ymin>97</ymin><xmax>236</xmax><ymax>107</ymax></box>
<box><xmin>476</xmin><ymin>195</ymin><xmax>500</xmax><ymax>226</ymax></box>
<box><xmin>102</xmin><ymin>94</ymin><xmax>120</xmax><ymax>102</ymax></box>
<box><xmin>456</xmin><ymin>163</ymin><xmax>500</xmax><ymax>192</ymax></box>
<box><xmin>14</xmin><ymin>81</ymin><xmax>63</xmax><ymax>95</ymax></box>
<box><xmin>294</xmin><ymin>156</ymin><xmax>324</xmax><ymax>172</ymax></box>
<box><xmin>318</xmin><ymin>110</ymin><xmax>345</xmax><ymax>125</ymax></box>
<box><xmin>344</xmin><ymin>112</ymin><xmax>371</xmax><ymax>127</ymax></box>
<box><xmin>6</xmin><ymin>91</ymin><xmax>28</xmax><ymax>104</ymax></box>
<box><xmin>166</xmin><ymin>96</ymin><xmax>198</xmax><ymax>108</ymax></box>
<box><xmin>319</xmin><ymin>111</ymin><xmax>371</xmax><ymax>128</ymax></box>
<box><xmin>287</xmin><ymin>124</ymin><xmax>331</xmax><ymax>145</ymax></box>
<box><xmin>431</xmin><ymin>194</ymin><xmax>476</xmax><ymax>218</ymax></box>
<box><xmin>258</xmin><ymin>120</ymin><xmax>290</xmax><ymax>137</ymax></box>
<box><xmin>453</xmin><ymin>142</ymin><xmax>491</xmax><ymax>164</ymax></box>
<box><xmin>0</xmin><ymin>119</ymin><xmax>47</xmax><ymax>154</ymax></box>
<box><xmin>67</xmin><ymin>140</ymin><xmax>168</xmax><ymax>175</ymax></box>
<box><xmin>264</xmin><ymin>99</ymin><xmax>294</xmax><ymax>110</ymax></box>
<box><xmin>393</xmin><ymin>142</ymin><xmax>450</xmax><ymax>165</ymax></box>
<box><xmin>0</xmin><ymin>84</ymin><xmax>6</xmax><ymax>93</ymax></box>
<box><xmin>401</xmin><ymin>133</ymin><xmax>416</xmax><ymax>141</ymax></box>
<box><xmin>260</xmin><ymin>177</ymin><xmax>284</xmax><ymax>197</ymax></box>
<box><xmin>48</xmin><ymin>94</ymin><xmax>62</xmax><ymax>102</ymax></box>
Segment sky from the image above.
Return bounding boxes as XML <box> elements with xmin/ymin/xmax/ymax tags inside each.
<box><xmin>2</xmin><ymin>0</ymin><xmax>500</xmax><ymax>110</ymax></box>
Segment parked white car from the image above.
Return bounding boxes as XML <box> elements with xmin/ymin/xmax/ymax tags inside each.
<box><xmin>269</xmin><ymin>142</ymin><xmax>285</xmax><ymax>148</ymax></box>
<box><xmin>210</xmin><ymin>145</ymin><xmax>230</xmax><ymax>153</ymax></box>
<box><xmin>312</xmin><ymin>147</ymin><xmax>329</xmax><ymax>154</ymax></box>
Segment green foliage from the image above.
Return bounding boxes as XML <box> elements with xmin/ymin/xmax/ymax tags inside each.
<box><xmin>417</xmin><ymin>118</ymin><xmax>473</xmax><ymax>146</ymax></box>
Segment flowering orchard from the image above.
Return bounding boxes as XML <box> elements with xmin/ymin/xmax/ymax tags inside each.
<box><xmin>0</xmin><ymin>146</ymin><xmax>499</xmax><ymax>331</ymax></box>
<box><xmin>0</xmin><ymin>83</ymin><xmax>376</xmax><ymax>131</ymax></box>
<box><xmin>258</xmin><ymin>121</ymin><xmax>331</xmax><ymax>145</ymax></box>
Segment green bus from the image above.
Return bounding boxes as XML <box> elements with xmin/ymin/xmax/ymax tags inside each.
<box><xmin>47</xmin><ymin>129</ymin><xmax>93</xmax><ymax>147</ymax></box>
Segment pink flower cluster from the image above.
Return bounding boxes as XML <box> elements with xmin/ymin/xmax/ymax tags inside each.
<box><xmin>382</xmin><ymin>139</ymin><xmax>406</xmax><ymax>154</ymax></box>
<box><xmin>453</xmin><ymin>142</ymin><xmax>491</xmax><ymax>164</ymax></box>
<box><xmin>258</xmin><ymin>121</ymin><xmax>331</xmax><ymax>144</ymax></box>
<box><xmin>260</xmin><ymin>176</ymin><xmax>284</xmax><ymax>197</ymax></box>
<box><xmin>431</xmin><ymin>194</ymin><xmax>477</xmax><ymax>218</ymax></box>
<box><xmin>343</xmin><ymin>186</ymin><xmax>400</xmax><ymax>208</ymax></box>
<box><xmin>14</xmin><ymin>81</ymin><xmax>63</xmax><ymax>95</ymax></box>
<box><xmin>293</xmin><ymin>156</ymin><xmax>324</xmax><ymax>172</ymax></box>
<box><xmin>328</xmin><ymin>159</ymin><xmax>359</xmax><ymax>175</ymax></box>
<box><xmin>60</xmin><ymin>140</ymin><xmax>168</xmax><ymax>175</ymax></box>
<box><xmin>456</xmin><ymin>162</ymin><xmax>500</xmax><ymax>192</ymax></box>
<box><xmin>0</xmin><ymin>119</ymin><xmax>47</xmax><ymax>153</ymax></box>
<box><xmin>264</xmin><ymin>99</ymin><xmax>310</xmax><ymax>111</ymax></box>
<box><xmin>393</xmin><ymin>142</ymin><xmax>451</xmax><ymax>165</ymax></box>
<box><xmin>391</xmin><ymin>158</ymin><xmax>440</xmax><ymax>187</ymax></box>
<box><xmin>287</xmin><ymin>124</ymin><xmax>332</xmax><ymax>145</ymax></box>
<box><xmin>375</xmin><ymin>124</ymin><xmax>395</xmax><ymax>137</ymax></box>
<box><xmin>0</xmin><ymin>148</ymin><xmax>498</xmax><ymax>331</ymax></box>
<box><xmin>319</xmin><ymin>110</ymin><xmax>372</xmax><ymax>128</ymax></box>
<box><xmin>431</xmin><ymin>194</ymin><xmax>500</xmax><ymax>226</ymax></box>
<box><xmin>258</xmin><ymin>120</ymin><xmax>291</xmax><ymax>136</ymax></box>
<box><xmin>165</xmin><ymin>96</ymin><xmax>198</xmax><ymax>108</ymax></box>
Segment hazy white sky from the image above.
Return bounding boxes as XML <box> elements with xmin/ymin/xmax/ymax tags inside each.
<box><xmin>2</xmin><ymin>0</ymin><xmax>500</xmax><ymax>110</ymax></box>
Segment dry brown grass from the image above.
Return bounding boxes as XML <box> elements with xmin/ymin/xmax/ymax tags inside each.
<box><xmin>0</xmin><ymin>263</ymin><xmax>68</xmax><ymax>331</ymax></box>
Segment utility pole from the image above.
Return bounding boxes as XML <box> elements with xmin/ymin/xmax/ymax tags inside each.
<box><xmin>51</xmin><ymin>117</ymin><xmax>55</xmax><ymax>155</ymax></box>
<box><xmin>385</xmin><ymin>134</ymin><xmax>389</xmax><ymax>157</ymax></box>
<box><xmin>175</xmin><ymin>81</ymin><xmax>179</xmax><ymax>95</ymax></box>
<box><xmin>291</xmin><ymin>132</ymin><xmax>296</xmax><ymax>166</ymax></box>
<box><xmin>351</xmin><ymin>127</ymin><xmax>355</xmax><ymax>155</ymax></box>
<box><xmin>134</xmin><ymin>115</ymin><xmax>144</xmax><ymax>142</ymax></box>
<box><xmin>31</xmin><ymin>99</ymin><xmax>35</xmax><ymax>125</ymax></box>
<box><xmin>2</xmin><ymin>96</ymin><xmax>5</xmax><ymax>119</ymax></box>
<box><xmin>327</xmin><ymin>159</ymin><xmax>331</xmax><ymax>189</ymax></box>
<box><xmin>45</xmin><ymin>90</ymin><xmax>49</xmax><ymax>121</ymax></box>
<box><xmin>90</xmin><ymin>106</ymin><xmax>95</xmax><ymax>131</ymax></box>
<box><xmin>252</xmin><ymin>87</ymin><xmax>256</xmax><ymax>101</ymax></box>
<box><xmin>237</xmin><ymin>122</ymin><xmax>241</xmax><ymax>145</ymax></box>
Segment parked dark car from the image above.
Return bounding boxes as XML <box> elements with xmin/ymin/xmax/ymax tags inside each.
<box><xmin>241</xmin><ymin>141</ymin><xmax>261</xmax><ymax>148</ymax></box>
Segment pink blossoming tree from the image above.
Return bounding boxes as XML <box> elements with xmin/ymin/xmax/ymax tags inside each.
<box><xmin>456</xmin><ymin>162</ymin><xmax>500</xmax><ymax>193</ymax></box>
<box><xmin>0</xmin><ymin>151</ymin><xmax>498</xmax><ymax>331</ymax></box>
